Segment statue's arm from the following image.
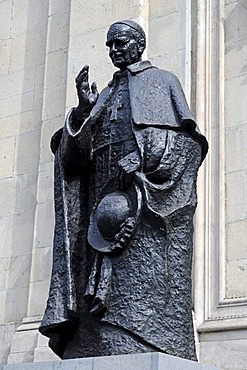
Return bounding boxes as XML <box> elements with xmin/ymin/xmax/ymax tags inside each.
<box><xmin>50</xmin><ymin>65</ymin><xmax>99</xmax><ymax>175</ymax></box>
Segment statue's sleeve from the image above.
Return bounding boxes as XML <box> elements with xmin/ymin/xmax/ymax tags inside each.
<box><xmin>55</xmin><ymin>109</ymin><xmax>92</xmax><ymax>176</ymax></box>
<box><xmin>135</xmin><ymin>128</ymin><xmax>202</xmax><ymax>218</ymax></box>
<box><xmin>168</xmin><ymin>73</ymin><xmax>194</xmax><ymax>123</ymax></box>
<box><xmin>39</xmin><ymin>109</ymin><xmax>92</xmax><ymax>358</ymax></box>
<box><xmin>168</xmin><ymin>73</ymin><xmax>208</xmax><ymax>162</ymax></box>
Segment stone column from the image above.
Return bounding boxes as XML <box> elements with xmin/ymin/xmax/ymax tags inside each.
<box><xmin>6</xmin><ymin>0</ymin><xmax>70</xmax><ymax>363</ymax></box>
<box><xmin>0</xmin><ymin>0</ymin><xmax>50</xmax><ymax>364</ymax></box>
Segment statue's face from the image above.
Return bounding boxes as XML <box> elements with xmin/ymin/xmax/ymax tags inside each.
<box><xmin>106</xmin><ymin>24</ymin><xmax>141</xmax><ymax>70</ymax></box>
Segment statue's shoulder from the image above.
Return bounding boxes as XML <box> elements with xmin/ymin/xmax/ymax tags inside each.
<box><xmin>151</xmin><ymin>66</ymin><xmax>180</xmax><ymax>82</ymax></box>
<box><xmin>138</xmin><ymin>62</ymin><xmax>181</xmax><ymax>85</ymax></box>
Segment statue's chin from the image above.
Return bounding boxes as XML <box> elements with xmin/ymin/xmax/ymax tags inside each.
<box><xmin>112</xmin><ymin>60</ymin><xmax>127</xmax><ymax>69</ymax></box>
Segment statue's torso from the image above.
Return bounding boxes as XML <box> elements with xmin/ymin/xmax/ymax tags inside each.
<box><xmin>89</xmin><ymin>71</ymin><xmax>137</xmax><ymax>205</ymax></box>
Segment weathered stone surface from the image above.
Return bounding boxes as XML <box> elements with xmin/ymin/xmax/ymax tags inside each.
<box><xmin>2</xmin><ymin>353</ymin><xmax>223</xmax><ymax>370</ymax></box>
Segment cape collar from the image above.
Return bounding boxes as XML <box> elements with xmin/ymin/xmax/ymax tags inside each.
<box><xmin>127</xmin><ymin>60</ymin><xmax>154</xmax><ymax>74</ymax></box>
<box><xmin>108</xmin><ymin>60</ymin><xmax>155</xmax><ymax>86</ymax></box>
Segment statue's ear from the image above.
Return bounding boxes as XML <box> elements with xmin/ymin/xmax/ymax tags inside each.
<box><xmin>138</xmin><ymin>40</ymin><xmax>146</xmax><ymax>56</ymax></box>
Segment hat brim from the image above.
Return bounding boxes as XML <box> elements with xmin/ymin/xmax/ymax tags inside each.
<box><xmin>87</xmin><ymin>179</ymin><xmax>142</xmax><ymax>254</ymax></box>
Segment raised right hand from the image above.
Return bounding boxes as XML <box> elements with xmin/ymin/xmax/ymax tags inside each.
<box><xmin>75</xmin><ymin>65</ymin><xmax>99</xmax><ymax>113</ymax></box>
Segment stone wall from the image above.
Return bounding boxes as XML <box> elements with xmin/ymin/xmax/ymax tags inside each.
<box><xmin>1</xmin><ymin>0</ymin><xmax>247</xmax><ymax>369</ymax></box>
<box><xmin>0</xmin><ymin>0</ymin><xmax>50</xmax><ymax>363</ymax></box>
<box><xmin>194</xmin><ymin>1</ymin><xmax>247</xmax><ymax>369</ymax></box>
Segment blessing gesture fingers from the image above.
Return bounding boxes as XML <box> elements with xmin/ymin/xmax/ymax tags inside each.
<box><xmin>75</xmin><ymin>65</ymin><xmax>99</xmax><ymax>113</ymax></box>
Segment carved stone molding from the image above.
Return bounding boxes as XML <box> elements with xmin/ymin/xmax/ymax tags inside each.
<box><xmin>194</xmin><ymin>0</ymin><xmax>247</xmax><ymax>332</ymax></box>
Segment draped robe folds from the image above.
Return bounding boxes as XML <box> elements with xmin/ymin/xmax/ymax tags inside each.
<box><xmin>39</xmin><ymin>60</ymin><xmax>208</xmax><ymax>360</ymax></box>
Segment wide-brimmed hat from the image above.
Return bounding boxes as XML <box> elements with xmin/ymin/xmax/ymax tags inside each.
<box><xmin>88</xmin><ymin>179</ymin><xmax>142</xmax><ymax>254</ymax></box>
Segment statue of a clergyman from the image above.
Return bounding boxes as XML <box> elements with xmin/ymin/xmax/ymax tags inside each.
<box><xmin>39</xmin><ymin>20</ymin><xmax>208</xmax><ymax>361</ymax></box>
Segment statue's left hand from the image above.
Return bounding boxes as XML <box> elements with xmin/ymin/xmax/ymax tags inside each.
<box><xmin>115</xmin><ymin>151</ymin><xmax>140</xmax><ymax>190</ymax></box>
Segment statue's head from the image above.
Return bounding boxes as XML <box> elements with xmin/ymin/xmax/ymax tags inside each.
<box><xmin>106</xmin><ymin>20</ymin><xmax>146</xmax><ymax>70</ymax></box>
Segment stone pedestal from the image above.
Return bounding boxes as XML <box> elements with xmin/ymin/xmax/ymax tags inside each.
<box><xmin>1</xmin><ymin>353</ymin><xmax>223</xmax><ymax>370</ymax></box>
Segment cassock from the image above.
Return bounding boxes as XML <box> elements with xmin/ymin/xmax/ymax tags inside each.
<box><xmin>39</xmin><ymin>60</ymin><xmax>208</xmax><ymax>360</ymax></box>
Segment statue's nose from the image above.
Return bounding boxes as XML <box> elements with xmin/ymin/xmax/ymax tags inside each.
<box><xmin>111</xmin><ymin>42</ymin><xmax>117</xmax><ymax>52</ymax></box>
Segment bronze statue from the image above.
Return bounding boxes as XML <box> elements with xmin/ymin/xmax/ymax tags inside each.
<box><xmin>39</xmin><ymin>20</ymin><xmax>208</xmax><ymax>361</ymax></box>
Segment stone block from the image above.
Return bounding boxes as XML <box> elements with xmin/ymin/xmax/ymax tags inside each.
<box><xmin>39</xmin><ymin>117</ymin><xmax>64</xmax><ymax>164</ymax></box>
<box><xmin>69</xmin><ymin>0</ymin><xmax>139</xmax><ymax>38</ymax></box>
<box><xmin>0</xmin><ymin>40</ymin><xmax>11</xmax><ymax>75</ymax></box>
<box><xmin>36</xmin><ymin>161</ymin><xmax>54</xmax><ymax>204</ymax></box>
<box><xmin>5</xmin><ymin>286</ymin><xmax>29</xmax><ymax>323</ymax></box>
<box><xmin>46</xmin><ymin>11</ymin><xmax>70</xmax><ymax>54</ymax></box>
<box><xmin>149</xmin><ymin>0</ymin><xmax>177</xmax><ymax>19</ymax></box>
<box><xmin>228</xmin><ymin>220</ymin><xmax>247</xmax><ymax>260</ymax></box>
<box><xmin>10</xmin><ymin>0</ymin><xmax>28</xmax><ymax>38</ymax></box>
<box><xmin>44</xmin><ymin>50</ymin><xmax>68</xmax><ymax>88</ymax></box>
<box><xmin>149</xmin><ymin>49</ymin><xmax>184</xmax><ymax>80</ymax></box>
<box><xmin>200</xmin><ymin>334</ymin><xmax>247</xmax><ymax>370</ymax></box>
<box><xmin>225</xmin><ymin>124</ymin><xmax>247</xmax><ymax>173</ymax></box>
<box><xmin>30</xmin><ymin>247</ymin><xmax>52</xmax><ymax>283</ymax></box>
<box><xmin>5</xmin><ymin>254</ymin><xmax>32</xmax><ymax>290</ymax></box>
<box><xmin>69</xmin><ymin>1</ymin><xmax>110</xmax><ymax>38</ymax></box>
<box><xmin>0</xmin><ymin>217</ymin><xmax>13</xmax><ymax>259</ymax></box>
<box><xmin>34</xmin><ymin>340</ymin><xmax>61</xmax><ymax>362</ymax></box>
<box><xmin>0</xmin><ymin>257</ymin><xmax>9</xmax><ymax>291</ymax></box>
<box><xmin>32</xmin><ymin>98</ymin><xmax>43</xmax><ymax>130</ymax></box>
<box><xmin>42</xmin><ymin>84</ymin><xmax>67</xmax><ymax>121</ymax></box>
<box><xmin>0</xmin><ymin>112</ymin><xmax>32</xmax><ymax>138</ymax></box>
<box><xmin>9</xmin><ymin>212</ymin><xmax>35</xmax><ymax>258</ymax></box>
<box><xmin>225</xmin><ymin>2</ymin><xmax>247</xmax><ymax>44</ymax></box>
<box><xmin>11</xmin><ymin>331</ymin><xmax>38</xmax><ymax>354</ymax></box>
<box><xmin>0</xmin><ymin>291</ymin><xmax>7</xmax><ymax>323</ymax></box>
<box><xmin>0</xmin><ymin>68</ymin><xmax>35</xmax><ymax>100</ymax></box>
<box><xmin>225</xmin><ymin>0</ymin><xmax>238</xmax><ymax>4</ymax></box>
<box><xmin>225</xmin><ymin>171</ymin><xmax>246</xmax><ymax>223</ymax></box>
<box><xmin>0</xmin><ymin>323</ymin><xmax>17</xmax><ymax>364</ymax></box>
<box><xmin>148</xmin><ymin>12</ymin><xmax>182</xmax><ymax>58</ymax></box>
<box><xmin>27</xmin><ymin>280</ymin><xmax>50</xmax><ymax>317</ymax></box>
<box><xmin>225</xmin><ymin>76</ymin><xmax>247</xmax><ymax>128</ymax></box>
<box><xmin>226</xmin><ymin>259</ymin><xmax>247</xmax><ymax>298</ymax></box>
<box><xmin>9</xmin><ymin>32</ymin><xmax>47</xmax><ymax>73</ymax></box>
<box><xmin>225</xmin><ymin>37</ymin><xmax>247</xmax><ymax>81</ymax></box>
<box><xmin>34</xmin><ymin>347</ymin><xmax>60</xmax><ymax>363</ymax></box>
<box><xmin>0</xmin><ymin>136</ymin><xmax>15</xmax><ymax>178</ymax></box>
<box><xmin>34</xmin><ymin>65</ymin><xmax>46</xmax><ymax>100</ymax></box>
<box><xmin>93</xmin><ymin>353</ymin><xmax>152</xmax><ymax>370</ymax></box>
<box><xmin>14</xmin><ymin>129</ymin><xmax>41</xmax><ymax>175</ymax></box>
<box><xmin>112</xmin><ymin>1</ymin><xmax>140</xmax><ymax>22</ymax></box>
<box><xmin>68</xmin><ymin>27</ymin><xmax>110</xmax><ymax>73</ymax></box>
<box><xmin>0</xmin><ymin>178</ymin><xmax>16</xmax><ymax>217</ymax></box>
<box><xmin>7</xmin><ymin>352</ymin><xmax>34</xmax><ymax>365</ymax></box>
<box><xmin>11</xmin><ymin>0</ymin><xmax>48</xmax><ymax>39</ymax></box>
<box><xmin>33</xmin><ymin>202</ymin><xmax>54</xmax><ymax>249</ymax></box>
<box><xmin>49</xmin><ymin>0</ymin><xmax>70</xmax><ymax>16</ymax></box>
<box><xmin>0</xmin><ymin>91</ymin><xmax>33</xmax><ymax>118</ymax></box>
<box><xmin>2</xmin><ymin>353</ymin><xmax>222</xmax><ymax>369</ymax></box>
<box><xmin>0</xmin><ymin>0</ymin><xmax>12</xmax><ymax>40</ymax></box>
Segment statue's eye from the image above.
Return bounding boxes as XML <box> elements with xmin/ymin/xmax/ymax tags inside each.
<box><xmin>117</xmin><ymin>40</ymin><xmax>125</xmax><ymax>45</ymax></box>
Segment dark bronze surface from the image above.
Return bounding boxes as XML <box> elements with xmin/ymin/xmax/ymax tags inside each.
<box><xmin>39</xmin><ymin>20</ymin><xmax>208</xmax><ymax>361</ymax></box>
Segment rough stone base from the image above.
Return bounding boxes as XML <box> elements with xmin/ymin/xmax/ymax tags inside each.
<box><xmin>1</xmin><ymin>352</ymin><xmax>222</xmax><ymax>370</ymax></box>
